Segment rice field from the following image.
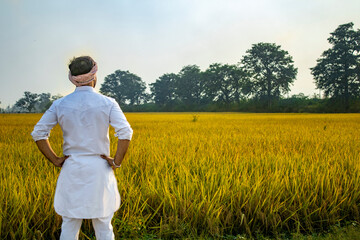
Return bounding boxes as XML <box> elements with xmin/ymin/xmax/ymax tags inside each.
<box><xmin>0</xmin><ymin>113</ymin><xmax>359</xmax><ymax>239</ymax></box>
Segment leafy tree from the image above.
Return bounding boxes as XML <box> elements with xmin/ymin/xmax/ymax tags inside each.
<box><xmin>175</xmin><ymin>65</ymin><xmax>206</xmax><ymax>104</ymax></box>
<box><xmin>13</xmin><ymin>92</ymin><xmax>54</xmax><ymax>112</ymax></box>
<box><xmin>241</xmin><ymin>42</ymin><xmax>297</xmax><ymax>109</ymax></box>
<box><xmin>311</xmin><ymin>22</ymin><xmax>360</xmax><ymax>111</ymax></box>
<box><xmin>42</xmin><ymin>94</ymin><xmax>63</xmax><ymax>112</ymax></box>
<box><xmin>51</xmin><ymin>94</ymin><xmax>63</xmax><ymax>101</ymax></box>
<box><xmin>150</xmin><ymin>73</ymin><xmax>178</xmax><ymax>105</ymax></box>
<box><xmin>291</xmin><ymin>93</ymin><xmax>308</xmax><ymax>99</ymax></box>
<box><xmin>14</xmin><ymin>91</ymin><xmax>38</xmax><ymax>112</ymax></box>
<box><xmin>204</xmin><ymin>63</ymin><xmax>249</xmax><ymax>104</ymax></box>
<box><xmin>35</xmin><ymin>93</ymin><xmax>51</xmax><ymax>112</ymax></box>
<box><xmin>100</xmin><ymin>70</ymin><xmax>147</xmax><ymax>105</ymax></box>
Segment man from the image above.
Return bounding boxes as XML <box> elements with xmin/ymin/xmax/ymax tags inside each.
<box><xmin>31</xmin><ymin>56</ymin><xmax>133</xmax><ymax>240</ymax></box>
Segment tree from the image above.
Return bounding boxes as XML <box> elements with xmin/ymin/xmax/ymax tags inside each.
<box><xmin>100</xmin><ymin>70</ymin><xmax>147</xmax><ymax>105</ymax></box>
<box><xmin>311</xmin><ymin>22</ymin><xmax>360</xmax><ymax>111</ymax></box>
<box><xmin>150</xmin><ymin>73</ymin><xmax>178</xmax><ymax>105</ymax></box>
<box><xmin>175</xmin><ymin>65</ymin><xmax>206</xmax><ymax>105</ymax></box>
<box><xmin>241</xmin><ymin>42</ymin><xmax>297</xmax><ymax>109</ymax></box>
<box><xmin>204</xmin><ymin>63</ymin><xmax>249</xmax><ymax>104</ymax></box>
<box><xmin>13</xmin><ymin>92</ymin><xmax>54</xmax><ymax>113</ymax></box>
<box><xmin>14</xmin><ymin>91</ymin><xmax>38</xmax><ymax>112</ymax></box>
<box><xmin>34</xmin><ymin>93</ymin><xmax>51</xmax><ymax>112</ymax></box>
<box><xmin>41</xmin><ymin>94</ymin><xmax>63</xmax><ymax>112</ymax></box>
<box><xmin>51</xmin><ymin>94</ymin><xmax>63</xmax><ymax>101</ymax></box>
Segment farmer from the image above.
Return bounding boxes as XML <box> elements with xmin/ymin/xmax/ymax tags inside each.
<box><xmin>31</xmin><ymin>56</ymin><xmax>133</xmax><ymax>240</ymax></box>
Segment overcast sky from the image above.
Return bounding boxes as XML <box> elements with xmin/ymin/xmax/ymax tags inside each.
<box><xmin>0</xmin><ymin>0</ymin><xmax>359</xmax><ymax>107</ymax></box>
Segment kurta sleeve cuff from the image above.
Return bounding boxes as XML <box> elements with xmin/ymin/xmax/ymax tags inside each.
<box><xmin>114</xmin><ymin>127</ymin><xmax>133</xmax><ymax>140</ymax></box>
<box><xmin>109</xmin><ymin>99</ymin><xmax>133</xmax><ymax>141</ymax></box>
<box><xmin>31</xmin><ymin>130</ymin><xmax>51</xmax><ymax>141</ymax></box>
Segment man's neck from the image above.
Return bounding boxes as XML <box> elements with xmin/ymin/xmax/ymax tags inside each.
<box><xmin>81</xmin><ymin>81</ymin><xmax>95</xmax><ymax>88</ymax></box>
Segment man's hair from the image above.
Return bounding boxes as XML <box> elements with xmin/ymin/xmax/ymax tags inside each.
<box><xmin>68</xmin><ymin>56</ymin><xmax>95</xmax><ymax>76</ymax></box>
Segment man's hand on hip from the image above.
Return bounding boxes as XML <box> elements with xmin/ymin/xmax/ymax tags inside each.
<box><xmin>35</xmin><ymin>139</ymin><xmax>69</xmax><ymax>168</ymax></box>
<box><xmin>101</xmin><ymin>138</ymin><xmax>130</xmax><ymax>170</ymax></box>
<box><xmin>53</xmin><ymin>156</ymin><xmax>69</xmax><ymax>167</ymax></box>
<box><xmin>101</xmin><ymin>155</ymin><xmax>115</xmax><ymax>167</ymax></box>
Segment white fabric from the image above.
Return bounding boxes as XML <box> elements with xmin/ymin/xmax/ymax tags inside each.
<box><xmin>60</xmin><ymin>214</ymin><xmax>115</xmax><ymax>240</ymax></box>
<box><xmin>60</xmin><ymin>217</ymin><xmax>82</xmax><ymax>240</ymax></box>
<box><xmin>92</xmin><ymin>214</ymin><xmax>115</xmax><ymax>240</ymax></box>
<box><xmin>31</xmin><ymin>86</ymin><xmax>133</xmax><ymax>218</ymax></box>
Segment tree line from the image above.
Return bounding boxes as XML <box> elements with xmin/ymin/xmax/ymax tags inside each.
<box><xmin>100</xmin><ymin>22</ymin><xmax>360</xmax><ymax>113</ymax></box>
<box><xmin>0</xmin><ymin>92</ymin><xmax>62</xmax><ymax>113</ymax></box>
<box><xmin>1</xmin><ymin>22</ymin><xmax>359</xmax><ymax>113</ymax></box>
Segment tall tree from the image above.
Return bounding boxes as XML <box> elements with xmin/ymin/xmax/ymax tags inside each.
<box><xmin>35</xmin><ymin>93</ymin><xmax>51</xmax><ymax>112</ymax></box>
<box><xmin>150</xmin><ymin>73</ymin><xmax>178</xmax><ymax>105</ymax></box>
<box><xmin>175</xmin><ymin>65</ymin><xmax>205</xmax><ymax>104</ymax></box>
<box><xmin>42</xmin><ymin>94</ymin><xmax>63</xmax><ymax>112</ymax></box>
<box><xmin>241</xmin><ymin>42</ymin><xmax>297</xmax><ymax>109</ymax></box>
<box><xmin>311</xmin><ymin>22</ymin><xmax>360</xmax><ymax>111</ymax></box>
<box><xmin>100</xmin><ymin>70</ymin><xmax>147</xmax><ymax>105</ymax></box>
<box><xmin>204</xmin><ymin>63</ymin><xmax>249</xmax><ymax>104</ymax></box>
<box><xmin>14</xmin><ymin>91</ymin><xmax>38</xmax><ymax>112</ymax></box>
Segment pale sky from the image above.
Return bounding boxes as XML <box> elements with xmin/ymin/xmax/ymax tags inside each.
<box><xmin>0</xmin><ymin>0</ymin><xmax>359</xmax><ymax>107</ymax></box>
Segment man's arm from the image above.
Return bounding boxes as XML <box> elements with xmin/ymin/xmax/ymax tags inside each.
<box><xmin>35</xmin><ymin>139</ymin><xmax>69</xmax><ymax>167</ymax></box>
<box><xmin>101</xmin><ymin>139</ymin><xmax>130</xmax><ymax>168</ymax></box>
<box><xmin>105</xmin><ymin>99</ymin><xmax>133</xmax><ymax>169</ymax></box>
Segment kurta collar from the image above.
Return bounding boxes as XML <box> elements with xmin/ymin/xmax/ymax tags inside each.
<box><xmin>75</xmin><ymin>86</ymin><xmax>96</xmax><ymax>92</ymax></box>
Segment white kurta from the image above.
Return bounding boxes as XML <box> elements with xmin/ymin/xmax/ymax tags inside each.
<box><xmin>31</xmin><ymin>86</ymin><xmax>133</xmax><ymax>219</ymax></box>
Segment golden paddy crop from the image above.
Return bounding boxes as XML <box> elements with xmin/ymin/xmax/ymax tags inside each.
<box><xmin>0</xmin><ymin>113</ymin><xmax>359</xmax><ymax>239</ymax></box>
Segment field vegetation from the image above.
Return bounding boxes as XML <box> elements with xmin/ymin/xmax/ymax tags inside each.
<box><xmin>0</xmin><ymin>113</ymin><xmax>359</xmax><ymax>239</ymax></box>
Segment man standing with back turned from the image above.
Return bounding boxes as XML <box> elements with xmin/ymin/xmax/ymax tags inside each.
<box><xmin>31</xmin><ymin>56</ymin><xmax>133</xmax><ymax>240</ymax></box>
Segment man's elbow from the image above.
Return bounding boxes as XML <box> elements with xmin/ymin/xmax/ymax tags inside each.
<box><xmin>31</xmin><ymin>129</ymin><xmax>50</xmax><ymax>142</ymax></box>
<box><xmin>115</xmin><ymin>128</ymin><xmax>133</xmax><ymax>141</ymax></box>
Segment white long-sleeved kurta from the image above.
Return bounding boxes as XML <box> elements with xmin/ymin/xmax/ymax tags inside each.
<box><xmin>31</xmin><ymin>86</ymin><xmax>133</xmax><ymax>219</ymax></box>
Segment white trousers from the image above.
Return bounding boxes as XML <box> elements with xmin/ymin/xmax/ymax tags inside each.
<box><xmin>60</xmin><ymin>214</ymin><xmax>115</xmax><ymax>240</ymax></box>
